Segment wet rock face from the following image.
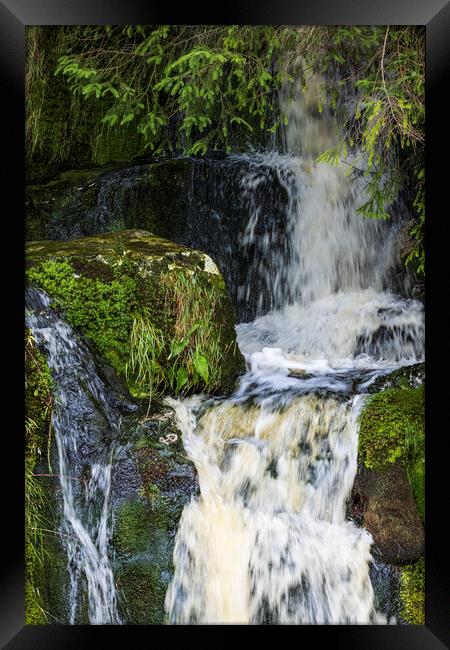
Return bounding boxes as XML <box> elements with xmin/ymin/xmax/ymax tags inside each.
<box><xmin>26</xmin><ymin>160</ymin><xmax>192</xmax><ymax>243</ymax></box>
<box><xmin>369</xmin><ymin>562</ymin><xmax>404</xmax><ymax>623</ymax></box>
<box><xmin>349</xmin><ymin>463</ymin><xmax>424</xmax><ymax>565</ymax></box>
<box><xmin>112</xmin><ymin>403</ymin><xmax>199</xmax><ymax>624</ymax></box>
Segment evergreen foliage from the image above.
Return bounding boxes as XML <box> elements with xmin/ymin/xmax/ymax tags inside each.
<box><xmin>26</xmin><ymin>25</ymin><xmax>424</xmax><ymax>274</ymax></box>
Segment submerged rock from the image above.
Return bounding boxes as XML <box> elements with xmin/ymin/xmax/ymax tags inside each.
<box><xmin>26</xmin><ymin>229</ymin><xmax>245</xmax><ymax>396</ymax></box>
<box><xmin>350</xmin><ymin>463</ymin><xmax>424</xmax><ymax>564</ymax></box>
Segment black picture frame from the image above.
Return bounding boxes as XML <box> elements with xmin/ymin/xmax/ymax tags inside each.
<box><xmin>2</xmin><ymin>0</ymin><xmax>448</xmax><ymax>647</ymax></box>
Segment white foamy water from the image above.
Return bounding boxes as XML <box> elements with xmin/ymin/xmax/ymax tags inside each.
<box><xmin>165</xmin><ymin>77</ymin><xmax>423</xmax><ymax>624</ymax></box>
<box><xmin>165</xmin><ymin>394</ymin><xmax>386</xmax><ymax>624</ymax></box>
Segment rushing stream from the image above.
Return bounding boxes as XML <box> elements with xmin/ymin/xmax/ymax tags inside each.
<box><xmin>164</xmin><ymin>83</ymin><xmax>424</xmax><ymax>624</ymax></box>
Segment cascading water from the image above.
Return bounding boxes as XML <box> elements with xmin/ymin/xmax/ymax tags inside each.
<box><xmin>25</xmin><ymin>287</ymin><xmax>122</xmax><ymax>624</ymax></box>
<box><xmin>165</xmin><ymin>393</ymin><xmax>386</xmax><ymax>624</ymax></box>
<box><xmin>165</xmin><ymin>79</ymin><xmax>424</xmax><ymax>624</ymax></box>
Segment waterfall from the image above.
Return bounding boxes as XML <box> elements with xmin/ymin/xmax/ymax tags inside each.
<box><xmin>165</xmin><ymin>393</ymin><xmax>386</xmax><ymax>624</ymax></box>
<box><xmin>165</xmin><ymin>80</ymin><xmax>424</xmax><ymax>624</ymax></box>
<box><xmin>26</xmin><ymin>287</ymin><xmax>122</xmax><ymax>625</ymax></box>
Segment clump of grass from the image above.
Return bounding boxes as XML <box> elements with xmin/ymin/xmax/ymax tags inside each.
<box><xmin>126</xmin><ymin>268</ymin><xmax>228</xmax><ymax>403</ymax></box>
<box><xmin>161</xmin><ymin>267</ymin><xmax>226</xmax><ymax>392</ymax></box>
<box><xmin>25</xmin><ymin>423</ymin><xmax>50</xmax><ymax>624</ymax></box>
<box><xmin>25</xmin><ymin>331</ymin><xmax>54</xmax><ymax>624</ymax></box>
<box><xmin>126</xmin><ymin>313</ymin><xmax>166</xmax><ymax>412</ymax></box>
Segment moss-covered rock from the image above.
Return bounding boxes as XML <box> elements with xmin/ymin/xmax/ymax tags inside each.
<box><xmin>358</xmin><ymin>384</ymin><xmax>425</xmax><ymax>523</ymax></box>
<box><xmin>366</xmin><ymin>363</ymin><xmax>425</xmax><ymax>393</ymax></box>
<box><xmin>358</xmin><ymin>385</ymin><xmax>424</xmax><ymax>470</ymax></box>
<box><xmin>26</xmin><ymin>159</ymin><xmax>192</xmax><ymax>242</ymax></box>
<box><xmin>26</xmin><ymin>230</ymin><xmax>245</xmax><ymax>397</ymax></box>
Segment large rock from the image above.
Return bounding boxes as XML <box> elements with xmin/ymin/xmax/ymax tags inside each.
<box><xmin>26</xmin><ymin>160</ymin><xmax>191</xmax><ymax>242</ymax></box>
<box><xmin>26</xmin><ymin>229</ymin><xmax>245</xmax><ymax>396</ymax></box>
<box><xmin>349</xmin><ymin>463</ymin><xmax>424</xmax><ymax>564</ymax></box>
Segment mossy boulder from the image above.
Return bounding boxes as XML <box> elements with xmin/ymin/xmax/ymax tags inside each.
<box><xmin>352</xmin><ymin>380</ymin><xmax>425</xmax><ymax>575</ymax></box>
<box><xmin>26</xmin><ymin>229</ymin><xmax>245</xmax><ymax>397</ymax></box>
<box><xmin>358</xmin><ymin>384</ymin><xmax>425</xmax><ymax>523</ymax></box>
<box><xmin>26</xmin><ymin>159</ymin><xmax>192</xmax><ymax>242</ymax></box>
<box><xmin>350</xmin><ymin>463</ymin><xmax>424</xmax><ymax>565</ymax></box>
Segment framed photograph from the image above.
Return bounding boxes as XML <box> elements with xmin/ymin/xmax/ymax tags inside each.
<box><xmin>1</xmin><ymin>0</ymin><xmax>448</xmax><ymax>646</ymax></box>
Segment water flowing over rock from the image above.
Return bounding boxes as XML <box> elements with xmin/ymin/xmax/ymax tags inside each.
<box><xmin>26</xmin><ymin>287</ymin><xmax>123</xmax><ymax>624</ymax></box>
<box><xmin>165</xmin><ymin>394</ymin><xmax>385</xmax><ymax>624</ymax></box>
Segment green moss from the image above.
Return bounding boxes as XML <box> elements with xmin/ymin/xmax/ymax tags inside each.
<box><xmin>113</xmin><ymin>492</ymin><xmax>173</xmax><ymax>556</ymax></box>
<box><xmin>407</xmin><ymin>456</ymin><xmax>425</xmax><ymax>522</ymax></box>
<box><xmin>113</xmin><ymin>501</ymin><xmax>154</xmax><ymax>555</ymax></box>
<box><xmin>27</xmin><ymin>259</ymin><xmax>137</xmax><ymax>375</ymax></box>
<box><xmin>359</xmin><ymin>385</ymin><xmax>425</xmax><ymax>521</ymax></box>
<box><xmin>113</xmin><ymin>497</ymin><xmax>174</xmax><ymax>623</ymax></box>
<box><xmin>116</xmin><ymin>560</ymin><xmax>169</xmax><ymax>624</ymax></box>
<box><xmin>400</xmin><ymin>559</ymin><xmax>425</xmax><ymax>624</ymax></box>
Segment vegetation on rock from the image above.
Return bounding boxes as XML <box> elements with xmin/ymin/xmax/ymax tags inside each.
<box><xmin>25</xmin><ymin>331</ymin><xmax>53</xmax><ymax>624</ymax></box>
<box><xmin>26</xmin><ymin>231</ymin><xmax>244</xmax><ymax>398</ymax></box>
<box><xmin>399</xmin><ymin>559</ymin><xmax>425</xmax><ymax>624</ymax></box>
<box><xmin>358</xmin><ymin>384</ymin><xmax>425</xmax><ymax>522</ymax></box>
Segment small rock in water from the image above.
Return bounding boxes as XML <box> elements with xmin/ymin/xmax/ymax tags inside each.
<box><xmin>288</xmin><ymin>368</ymin><xmax>312</xmax><ymax>379</ymax></box>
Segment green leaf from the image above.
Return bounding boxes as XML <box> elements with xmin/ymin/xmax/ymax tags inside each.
<box><xmin>176</xmin><ymin>367</ymin><xmax>189</xmax><ymax>392</ymax></box>
<box><xmin>167</xmin><ymin>324</ymin><xmax>200</xmax><ymax>359</ymax></box>
<box><xmin>193</xmin><ymin>354</ymin><xmax>209</xmax><ymax>384</ymax></box>
<box><xmin>120</xmin><ymin>112</ymin><xmax>135</xmax><ymax>126</ymax></box>
<box><xmin>168</xmin><ymin>338</ymin><xmax>189</xmax><ymax>359</ymax></box>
